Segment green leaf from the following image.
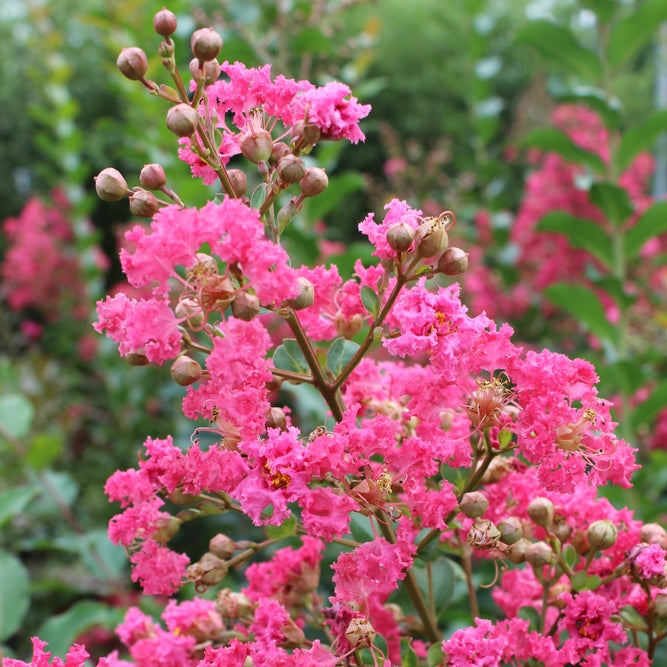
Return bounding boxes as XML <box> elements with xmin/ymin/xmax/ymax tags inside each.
<box><xmin>589</xmin><ymin>182</ymin><xmax>633</xmax><ymax>227</ymax></box>
<box><xmin>26</xmin><ymin>433</ymin><xmax>64</xmax><ymax>469</ymax></box>
<box><xmin>348</xmin><ymin>512</ymin><xmax>374</xmax><ymax>543</ymax></box>
<box><xmin>617</xmin><ymin>110</ymin><xmax>667</xmax><ymax>172</ymax></box>
<box><xmin>327</xmin><ymin>338</ymin><xmax>360</xmax><ymax>376</ymax></box>
<box><xmin>360</xmin><ymin>285</ymin><xmax>379</xmax><ymax>318</ymax></box>
<box><xmin>591</xmin><ymin>275</ymin><xmax>635</xmax><ymax>310</ymax></box>
<box><xmin>414</xmin><ymin>557</ymin><xmax>455</xmax><ymax>614</ymax></box>
<box><xmin>0</xmin><ymin>550</ymin><xmax>30</xmax><ymax>641</ymax></box>
<box><xmin>266</xmin><ymin>515</ymin><xmax>297</xmax><ymax>539</ymax></box>
<box><xmin>517</xmin><ymin>605</ymin><xmax>541</xmax><ymax>631</ymax></box>
<box><xmin>554</xmin><ymin>86</ymin><xmax>621</xmax><ymax>130</ymax></box>
<box><xmin>631</xmin><ymin>382</ymin><xmax>667</xmax><ymax>432</ymax></box>
<box><xmin>515</xmin><ymin>21</ymin><xmax>602</xmax><ymax>79</ymax></box>
<box><xmin>272</xmin><ymin>339</ymin><xmax>310</xmax><ymax>375</ymax></box>
<box><xmin>38</xmin><ymin>601</ymin><xmax>124</xmax><ymax>657</ymax></box>
<box><xmin>562</xmin><ymin>544</ymin><xmax>579</xmax><ymax>571</ymax></box>
<box><xmin>608</xmin><ymin>0</ymin><xmax>667</xmax><ymax>70</ymax></box>
<box><xmin>522</xmin><ymin>128</ymin><xmax>605</xmax><ymax>174</ymax></box>
<box><xmin>536</xmin><ymin>212</ymin><xmax>613</xmax><ymax>268</ymax></box>
<box><xmin>544</xmin><ymin>283</ymin><xmax>618</xmax><ymax>345</ymax></box>
<box><xmin>0</xmin><ymin>394</ymin><xmax>34</xmax><ymax>439</ymax></box>
<box><xmin>427</xmin><ymin>643</ymin><xmax>444</xmax><ymax>667</ymax></box>
<box><xmin>571</xmin><ymin>571</ymin><xmax>602</xmax><ymax>591</ymax></box>
<box><xmin>625</xmin><ymin>201</ymin><xmax>667</xmax><ymax>260</ymax></box>
<box><xmin>578</xmin><ymin>0</ymin><xmax>617</xmax><ymax>23</ymax></box>
<box><xmin>0</xmin><ymin>486</ymin><xmax>41</xmax><ymax>528</ymax></box>
<box><xmin>401</xmin><ymin>637</ymin><xmax>419</xmax><ymax>667</ymax></box>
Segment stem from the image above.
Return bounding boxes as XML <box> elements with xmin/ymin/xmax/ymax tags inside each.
<box><xmin>460</xmin><ymin>543</ymin><xmax>479</xmax><ymax>619</ymax></box>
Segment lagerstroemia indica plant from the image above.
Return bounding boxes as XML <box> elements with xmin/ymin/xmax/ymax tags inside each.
<box><xmin>7</xmin><ymin>9</ymin><xmax>667</xmax><ymax>667</ymax></box>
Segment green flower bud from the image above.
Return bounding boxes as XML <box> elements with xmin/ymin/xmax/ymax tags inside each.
<box><xmin>527</xmin><ymin>497</ymin><xmax>555</xmax><ymax>527</ymax></box>
<box><xmin>587</xmin><ymin>520</ymin><xmax>618</xmax><ymax>551</ymax></box>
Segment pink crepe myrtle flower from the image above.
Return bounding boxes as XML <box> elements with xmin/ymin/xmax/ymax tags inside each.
<box><xmin>2</xmin><ymin>638</ymin><xmax>89</xmax><ymax>667</ymax></box>
<box><xmin>128</xmin><ymin>539</ymin><xmax>189</xmax><ymax>596</ymax></box>
<box><xmin>358</xmin><ymin>198</ymin><xmax>422</xmax><ymax>260</ymax></box>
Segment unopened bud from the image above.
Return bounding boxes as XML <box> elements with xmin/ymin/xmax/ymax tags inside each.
<box><xmin>129</xmin><ymin>189</ymin><xmax>159</xmax><ymax>218</ymax></box>
<box><xmin>170</xmin><ymin>356</ymin><xmax>203</xmax><ymax>386</ymax></box>
<box><xmin>153</xmin><ymin>515</ymin><xmax>181</xmax><ymax>543</ymax></box>
<box><xmin>587</xmin><ymin>520</ymin><xmax>618</xmax><ymax>551</ymax></box>
<box><xmin>640</xmin><ymin>523</ymin><xmax>667</xmax><ymax>549</ymax></box>
<box><xmin>190</xmin><ymin>27</ymin><xmax>223</xmax><ymax>63</ymax></box>
<box><xmin>153</xmin><ymin>8</ymin><xmax>178</xmax><ymax>38</ymax></box>
<box><xmin>240</xmin><ymin>129</ymin><xmax>274</xmax><ymax>163</ymax></box>
<box><xmin>387</xmin><ymin>221</ymin><xmax>416</xmax><ymax>253</ymax></box>
<box><xmin>175</xmin><ymin>298</ymin><xmax>204</xmax><ymax>328</ymax></box>
<box><xmin>231</xmin><ymin>292</ymin><xmax>260</xmax><ymax>321</ymax></box>
<box><xmin>266</xmin><ymin>407</ymin><xmax>287</xmax><ymax>430</ymax></box>
<box><xmin>217</xmin><ymin>589</ymin><xmax>253</xmax><ymax>619</ymax></box>
<box><xmin>94</xmin><ymin>168</ymin><xmax>128</xmax><ymax>201</ymax></box>
<box><xmin>498</xmin><ymin>517</ymin><xmax>523</xmax><ymax>545</ymax></box>
<box><xmin>299</xmin><ymin>167</ymin><xmax>328</xmax><ymax>197</ymax></box>
<box><xmin>187</xmin><ymin>552</ymin><xmax>228</xmax><ymax>587</ymax></box>
<box><xmin>437</xmin><ymin>247</ymin><xmax>469</xmax><ymax>275</ymax></box>
<box><xmin>189</xmin><ymin>58</ymin><xmax>220</xmax><ymax>86</ymax></box>
<box><xmin>209</xmin><ymin>533</ymin><xmax>236</xmax><ymax>559</ymax></box>
<box><xmin>277</xmin><ymin>154</ymin><xmax>306</xmax><ymax>184</ymax></box>
<box><xmin>459</xmin><ymin>491</ymin><xmax>488</xmax><ymax>518</ymax></box>
<box><xmin>139</xmin><ymin>163</ymin><xmax>167</xmax><ymax>190</ymax></box>
<box><xmin>227</xmin><ymin>169</ymin><xmax>248</xmax><ymax>196</ymax></box>
<box><xmin>345</xmin><ymin>617</ymin><xmax>376</xmax><ymax>649</ymax></box>
<box><xmin>334</xmin><ymin>312</ymin><xmax>363</xmax><ymax>339</ymax></box>
<box><xmin>527</xmin><ymin>497</ymin><xmax>554</xmax><ymax>527</ymax></box>
<box><xmin>526</xmin><ymin>541</ymin><xmax>555</xmax><ymax>568</ymax></box>
<box><xmin>505</xmin><ymin>537</ymin><xmax>530</xmax><ymax>564</ymax></box>
<box><xmin>292</xmin><ymin>120</ymin><xmax>321</xmax><ymax>146</ymax></box>
<box><xmin>166</xmin><ymin>103</ymin><xmax>199</xmax><ymax>137</ymax></box>
<box><xmin>550</xmin><ymin>517</ymin><xmax>573</xmax><ymax>543</ymax></box>
<box><xmin>117</xmin><ymin>47</ymin><xmax>148</xmax><ymax>81</ymax></box>
<box><xmin>287</xmin><ymin>277</ymin><xmax>315</xmax><ymax>310</ymax></box>
<box><xmin>270</xmin><ymin>142</ymin><xmax>291</xmax><ymax>165</ymax></box>
<box><xmin>124</xmin><ymin>351</ymin><xmax>150</xmax><ymax>366</ymax></box>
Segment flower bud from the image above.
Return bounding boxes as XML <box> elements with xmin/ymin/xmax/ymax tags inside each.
<box><xmin>217</xmin><ymin>589</ymin><xmax>253</xmax><ymax>619</ymax></box>
<box><xmin>277</xmin><ymin>154</ymin><xmax>306</xmax><ymax>184</ymax></box>
<box><xmin>467</xmin><ymin>518</ymin><xmax>501</xmax><ymax>550</ymax></box>
<box><xmin>189</xmin><ymin>57</ymin><xmax>220</xmax><ymax>86</ymax></box>
<box><xmin>152</xmin><ymin>515</ymin><xmax>181</xmax><ymax>543</ymax></box>
<box><xmin>438</xmin><ymin>247</ymin><xmax>469</xmax><ymax>275</ymax></box>
<box><xmin>277</xmin><ymin>200</ymin><xmax>298</xmax><ymax>229</ymax></box>
<box><xmin>587</xmin><ymin>520</ymin><xmax>618</xmax><ymax>551</ymax></box>
<box><xmin>153</xmin><ymin>8</ymin><xmax>178</xmax><ymax>37</ymax></box>
<box><xmin>139</xmin><ymin>163</ymin><xmax>167</xmax><ymax>190</ymax></box>
<box><xmin>287</xmin><ymin>277</ymin><xmax>315</xmax><ymax>310</ymax></box>
<box><xmin>187</xmin><ymin>552</ymin><xmax>228</xmax><ymax>587</ymax></box>
<box><xmin>166</xmin><ymin>103</ymin><xmax>199</xmax><ymax>137</ymax></box>
<box><xmin>345</xmin><ymin>617</ymin><xmax>376</xmax><ymax>649</ymax></box>
<box><xmin>505</xmin><ymin>537</ymin><xmax>530</xmax><ymax>564</ymax></box>
<box><xmin>387</xmin><ymin>221</ymin><xmax>416</xmax><ymax>253</ymax></box>
<box><xmin>498</xmin><ymin>517</ymin><xmax>523</xmax><ymax>545</ymax></box>
<box><xmin>95</xmin><ymin>168</ymin><xmax>128</xmax><ymax>201</ymax></box>
<box><xmin>299</xmin><ymin>167</ymin><xmax>328</xmax><ymax>197</ymax></box>
<box><xmin>231</xmin><ymin>292</ymin><xmax>260</xmax><ymax>321</ymax></box>
<box><xmin>270</xmin><ymin>141</ymin><xmax>291</xmax><ymax>165</ymax></box>
<box><xmin>526</xmin><ymin>541</ymin><xmax>555</xmax><ymax>568</ymax></box>
<box><xmin>209</xmin><ymin>533</ymin><xmax>236</xmax><ymax>559</ymax></box>
<box><xmin>655</xmin><ymin>593</ymin><xmax>667</xmax><ymax>617</ymax></box>
<box><xmin>226</xmin><ymin>168</ymin><xmax>247</xmax><ymax>197</ymax></box>
<box><xmin>116</xmin><ymin>47</ymin><xmax>148</xmax><ymax>81</ymax></box>
<box><xmin>240</xmin><ymin>129</ymin><xmax>274</xmax><ymax>163</ymax></box>
<box><xmin>549</xmin><ymin>517</ymin><xmax>573</xmax><ymax>543</ymax></box>
<box><xmin>190</xmin><ymin>27</ymin><xmax>223</xmax><ymax>62</ymax></box>
<box><xmin>129</xmin><ymin>189</ymin><xmax>159</xmax><ymax>218</ymax></box>
<box><xmin>124</xmin><ymin>351</ymin><xmax>150</xmax><ymax>366</ymax></box>
<box><xmin>640</xmin><ymin>523</ymin><xmax>667</xmax><ymax>549</ymax></box>
<box><xmin>266</xmin><ymin>407</ymin><xmax>288</xmax><ymax>430</ymax></box>
<box><xmin>459</xmin><ymin>491</ymin><xmax>488</xmax><ymax>518</ymax></box>
<box><xmin>527</xmin><ymin>497</ymin><xmax>554</xmax><ymax>527</ymax></box>
<box><xmin>292</xmin><ymin>120</ymin><xmax>321</xmax><ymax>146</ymax></box>
<box><xmin>415</xmin><ymin>219</ymin><xmax>449</xmax><ymax>258</ymax></box>
<box><xmin>334</xmin><ymin>311</ymin><xmax>363</xmax><ymax>339</ymax></box>
<box><xmin>170</xmin><ymin>356</ymin><xmax>203</xmax><ymax>386</ymax></box>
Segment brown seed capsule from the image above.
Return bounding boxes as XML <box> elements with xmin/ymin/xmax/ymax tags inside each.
<box><xmin>124</xmin><ymin>351</ymin><xmax>150</xmax><ymax>366</ymax></box>
<box><xmin>189</xmin><ymin>57</ymin><xmax>220</xmax><ymax>86</ymax></box>
<box><xmin>187</xmin><ymin>552</ymin><xmax>228</xmax><ymax>587</ymax></box>
<box><xmin>170</xmin><ymin>356</ymin><xmax>203</xmax><ymax>386</ymax></box>
<box><xmin>190</xmin><ymin>27</ymin><xmax>223</xmax><ymax>62</ymax></box>
<box><xmin>153</xmin><ymin>8</ymin><xmax>178</xmax><ymax>37</ymax></box>
<box><xmin>498</xmin><ymin>517</ymin><xmax>523</xmax><ymax>545</ymax></box>
<box><xmin>277</xmin><ymin>154</ymin><xmax>306</xmax><ymax>184</ymax></box>
<box><xmin>129</xmin><ymin>189</ymin><xmax>159</xmax><ymax>218</ymax></box>
<box><xmin>299</xmin><ymin>167</ymin><xmax>328</xmax><ymax>197</ymax></box>
<box><xmin>166</xmin><ymin>103</ymin><xmax>199</xmax><ymax>137</ymax></box>
<box><xmin>94</xmin><ymin>167</ymin><xmax>128</xmax><ymax>201</ymax></box>
<box><xmin>231</xmin><ymin>292</ymin><xmax>260</xmax><ymax>321</ymax></box>
<box><xmin>209</xmin><ymin>533</ymin><xmax>236</xmax><ymax>559</ymax></box>
<box><xmin>526</xmin><ymin>540</ymin><xmax>555</xmax><ymax>568</ymax></box>
<box><xmin>139</xmin><ymin>163</ymin><xmax>167</xmax><ymax>190</ymax></box>
<box><xmin>345</xmin><ymin>617</ymin><xmax>376</xmax><ymax>649</ymax></box>
<box><xmin>266</xmin><ymin>407</ymin><xmax>288</xmax><ymax>430</ymax></box>
<box><xmin>116</xmin><ymin>47</ymin><xmax>148</xmax><ymax>81</ymax></box>
<box><xmin>505</xmin><ymin>537</ymin><xmax>530</xmax><ymax>564</ymax></box>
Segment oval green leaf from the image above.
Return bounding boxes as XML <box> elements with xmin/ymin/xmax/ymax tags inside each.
<box><xmin>522</xmin><ymin>128</ymin><xmax>605</xmax><ymax>174</ymax></box>
<box><xmin>618</xmin><ymin>110</ymin><xmax>667</xmax><ymax>173</ymax></box>
<box><xmin>0</xmin><ymin>486</ymin><xmax>40</xmax><ymax>529</ymax></box>
<box><xmin>0</xmin><ymin>550</ymin><xmax>30</xmax><ymax>640</ymax></box>
<box><xmin>327</xmin><ymin>338</ymin><xmax>360</xmax><ymax>376</ymax></box>
<box><xmin>0</xmin><ymin>394</ymin><xmax>34</xmax><ymax>439</ymax></box>
<box><xmin>272</xmin><ymin>339</ymin><xmax>310</xmax><ymax>375</ymax></box>
<box><xmin>625</xmin><ymin>201</ymin><xmax>667</xmax><ymax>260</ymax></box>
<box><xmin>360</xmin><ymin>285</ymin><xmax>380</xmax><ymax>318</ymax></box>
<box><xmin>589</xmin><ymin>182</ymin><xmax>633</xmax><ymax>227</ymax></box>
<box><xmin>571</xmin><ymin>571</ymin><xmax>602</xmax><ymax>591</ymax></box>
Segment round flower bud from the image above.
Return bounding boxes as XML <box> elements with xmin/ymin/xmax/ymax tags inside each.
<box><xmin>124</xmin><ymin>351</ymin><xmax>149</xmax><ymax>366</ymax></box>
<box><xmin>526</xmin><ymin>540</ymin><xmax>555</xmax><ymax>568</ymax></box>
<box><xmin>190</xmin><ymin>27</ymin><xmax>223</xmax><ymax>62</ymax></box>
<box><xmin>187</xmin><ymin>552</ymin><xmax>228</xmax><ymax>587</ymax></box>
<box><xmin>498</xmin><ymin>517</ymin><xmax>523</xmax><ymax>545</ymax></box>
<box><xmin>166</xmin><ymin>103</ymin><xmax>199</xmax><ymax>137</ymax></box>
<box><xmin>334</xmin><ymin>311</ymin><xmax>363</xmax><ymax>339</ymax></box>
<box><xmin>438</xmin><ymin>247</ymin><xmax>469</xmax><ymax>275</ymax></box>
<box><xmin>269</xmin><ymin>141</ymin><xmax>291</xmax><ymax>165</ymax></box>
<box><xmin>231</xmin><ymin>291</ymin><xmax>260</xmax><ymax>321</ymax></box>
<box><xmin>505</xmin><ymin>537</ymin><xmax>530</xmax><ymax>564</ymax></box>
<box><xmin>139</xmin><ymin>163</ymin><xmax>167</xmax><ymax>190</ymax></box>
<box><xmin>266</xmin><ymin>407</ymin><xmax>287</xmax><ymax>430</ymax></box>
<box><xmin>175</xmin><ymin>298</ymin><xmax>204</xmax><ymax>329</ymax></box>
<box><xmin>459</xmin><ymin>491</ymin><xmax>488</xmax><ymax>518</ymax></box>
<box><xmin>226</xmin><ymin>168</ymin><xmax>247</xmax><ymax>197</ymax></box>
<box><xmin>299</xmin><ymin>167</ymin><xmax>328</xmax><ymax>197</ymax></box>
<box><xmin>550</xmin><ymin>518</ymin><xmax>573</xmax><ymax>543</ymax></box>
<box><xmin>152</xmin><ymin>515</ymin><xmax>181</xmax><ymax>543</ymax></box>
<box><xmin>240</xmin><ymin>129</ymin><xmax>274</xmax><ymax>163</ymax></box>
<box><xmin>345</xmin><ymin>617</ymin><xmax>376</xmax><ymax>649</ymax></box>
<box><xmin>129</xmin><ymin>189</ymin><xmax>159</xmax><ymax>218</ymax></box>
<box><xmin>209</xmin><ymin>533</ymin><xmax>236</xmax><ymax>559</ymax></box>
<box><xmin>277</xmin><ymin>154</ymin><xmax>306</xmax><ymax>184</ymax></box>
<box><xmin>387</xmin><ymin>221</ymin><xmax>416</xmax><ymax>253</ymax></box>
<box><xmin>216</xmin><ymin>589</ymin><xmax>253</xmax><ymax>619</ymax></box>
<box><xmin>170</xmin><ymin>356</ymin><xmax>203</xmax><ymax>386</ymax></box>
<box><xmin>189</xmin><ymin>57</ymin><xmax>220</xmax><ymax>86</ymax></box>
<box><xmin>116</xmin><ymin>47</ymin><xmax>148</xmax><ymax>81</ymax></box>
<box><xmin>587</xmin><ymin>519</ymin><xmax>618</xmax><ymax>551</ymax></box>
<box><xmin>527</xmin><ymin>497</ymin><xmax>555</xmax><ymax>527</ymax></box>
<box><xmin>287</xmin><ymin>277</ymin><xmax>315</xmax><ymax>310</ymax></box>
<box><xmin>94</xmin><ymin>167</ymin><xmax>128</xmax><ymax>201</ymax></box>
<box><xmin>153</xmin><ymin>8</ymin><xmax>178</xmax><ymax>37</ymax></box>
<box><xmin>655</xmin><ymin>593</ymin><xmax>667</xmax><ymax>617</ymax></box>
<box><xmin>640</xmin><ymin>523</ymin><xmax>667</xmax><ymax>549</ymax></box>
<box><xmin>291</xmin><ymin>120</ymin><xmax>322</xmax><ymax>146</ymax></box>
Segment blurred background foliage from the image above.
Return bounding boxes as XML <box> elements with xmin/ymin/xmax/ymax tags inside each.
<box><xmin>1</xmin><ymin>0</ymin><xmax>667</xmax><ymax>659</ymax></box>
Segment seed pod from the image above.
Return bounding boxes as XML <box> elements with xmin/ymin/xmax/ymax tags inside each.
<box><xmin>587</xmin><ymin>520</ymin><xmax>618</xmax><ymax>551</ymax></box>
<box><xmin>240</xmin><ymin>129</ymin><xmax>274</xmax><ymax>163</ymax></box>
<box><xmin>299</xmin><ymin>167</ymin><xmax>328</xmax><ymax>197</ymax></box>
<box><xmin>166</xmin><ymin>103</ymin><xmax>199</xmax><ymax>137</ymax></box>
<box><xmin>153</xmin><ymin>8</ymin><xmax>178</xmax><ymax>37</ymax></box>
<box><xmin>459</xmin><ymin>491</ymin><xmax>488</xmax><ymax>518</ymax></box>
<box><xmin>527</xmin><ymin>497</ymin><xmax>554</xmax><ymax>527</ymax></box>
<box><xmin>438</xmin><ymin>247</ymin><xmax>469</xmax><ymax>275</ymax></box>
<box><xmin>94</xmin><ymin>168</ymin><xmax>128</xmax><ymax>201</ymax></box>
<box><xmin>190</xmin><ymin>27</ymin><xmax>223</xmax><ymax>62</ymax></box>
<box><xmin>129</xmin><ymin>189</ymin><xmax>159</xmax><ymax>218</ymax></box>
<box><xmin>139</xmin><ymin>163</ymin><xmax>167</xmax><ymax>190</ymax></box>
<box><xmin>170</xmin><ymin>356</ymin><xmax>203</xmax><ymax>386</ymax></box>
<box><xmin>116</xmin><ymin>47</ymin><xmax>148</xmax><ymax>80</ymax></box>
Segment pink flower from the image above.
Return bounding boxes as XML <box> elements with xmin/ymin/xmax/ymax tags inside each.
<box><xmin>632</xmin><ymin>543</ymin><xmax>667</xmax><ymax>581</ymax></box>
<box><xmin>128</xmin><ymin>539</ymin><xmax>189</xmax><ymax>596</ymax></box>
<box><xmin>300</xmin><ymin>487</ymin><xmax>358</xmax><ymax>540</ymax></box>
<box><xmin>163</xmin><ymin>599</ymin><xmax>223</xmax><ymax>641</ymax></box>
<box><xmin>358</xmin><ymin>198</ymin><xmax>422</xmax><ymax>260</ymax></box>
<box><xmin>2</xmin><ymin>638</ymin><xmax>89</xmax><ymax>667</ymax></box>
